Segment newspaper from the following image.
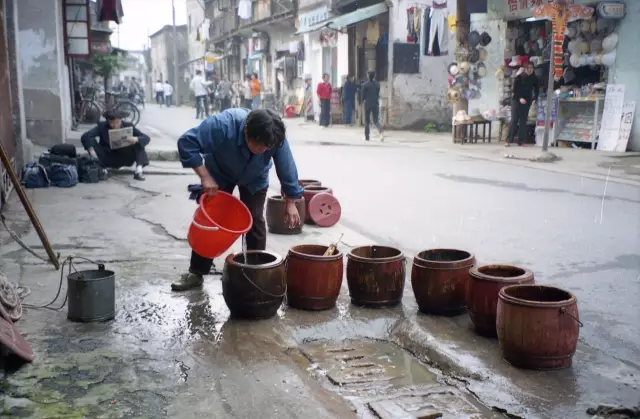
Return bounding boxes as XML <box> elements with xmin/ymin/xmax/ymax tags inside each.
<box><xmin>108</xmin><ymin>127</ymin><xmax>135</xmax><ymax>149</ymax></box>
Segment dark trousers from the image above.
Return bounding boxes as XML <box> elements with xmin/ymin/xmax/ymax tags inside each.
<box><xmin>243</xmin><ymin>98</ymin><xmax>253</xmax><ymax>109</ymax></box>
<box><xmin>364</xmin><ymin>105</ymin><xmax>382</xmax><ymax>139</ymax></box>
<box><xmin>155</xmin><ymin>92</ymin><xmax>164</xmax><ymax>105</ymax></box>
<box><xmin>319</xmin><ymin>99</ymin><xmax>330</xmax><ymax>127</ymax></box>
<box><xmin>165</xmin><ymin>95</ymin><xmax>172</xmax><ymax>107</ymax></box>
<box><xmin>87</xmin><ymin>139</ymin><xmax>149</xmax><ymax>168</ymax></box>
<box><xmin>343</xmin><ymin>99</ymin><xmax>354</xmax><ymax>125</ymax></box>
<box><xmin>220</xmin><ymin>97</ymin><xmax>231</xmax><ymax>112</ymax></box>
<box><xmin>189</xmin><ymin>185</ymin><xmax>268</xmax><ymax>276</ymax></box>
<box><xmin>196</xmin><ymin>95</ymin><xmax>209</xmax><ymax>119</ymax></box>
<box><xmin>508</xmin><ymin>99</ymin><xmax>531</xmax><ymax>144</ymax></box>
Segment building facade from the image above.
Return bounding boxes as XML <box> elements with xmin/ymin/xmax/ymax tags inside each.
<box><xmin>149</xmin><ymin>24</ymin><xmax>189</xmax><ymax>104</ymax></box>
<box><xmin>185</xmin><ymin>0</ymin><xmax>207</xmax><ymax>76</ymax></box>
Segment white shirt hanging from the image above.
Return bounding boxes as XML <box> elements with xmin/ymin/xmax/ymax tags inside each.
<box><xmin>238</xmin><ymin>0</ymin><xmax>252</xmax><ymax>20</ymax></box>
<box><xmin>202</xmin><ymin>19</ymin><xmax>211</xmax><ymax>41</ymax></box>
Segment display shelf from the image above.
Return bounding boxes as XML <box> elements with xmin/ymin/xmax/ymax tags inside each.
<box><xmin>553</xmin><ymin>97</ymin><xmax>604</xmax><ymax>150</ymax></box>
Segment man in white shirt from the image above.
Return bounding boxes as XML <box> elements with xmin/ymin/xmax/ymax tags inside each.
<box><xmin>154</xmin><ymin>80</ymin><xmax>164</xmax><ymax>107</ymax></box>
<box><xmin>163</xmin><ymin>80</ymin><xmax>174</xmax><ymax>107</ymax></box>
<box><xmin>190</xmin><ymin>70</ymin><xmax>210</xmax><ymax>119</ymax></box>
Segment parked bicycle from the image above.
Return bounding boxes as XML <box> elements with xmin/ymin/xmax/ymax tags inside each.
<box><xmin>75</xmin><ymin>85</ymin><xmax>141</xmax><ymax>126</ymax></box>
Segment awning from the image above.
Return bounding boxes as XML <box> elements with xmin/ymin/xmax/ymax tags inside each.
<box><xmin>295</xmin><ymin>2</ymin><xmax>388</xmax><ymax>35</ymax></box>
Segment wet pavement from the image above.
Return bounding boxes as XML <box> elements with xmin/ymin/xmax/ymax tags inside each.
<box><xmin>1</xmin><ymin>110</ymin><xmax>639</xmax><ymax>418</ymax></box>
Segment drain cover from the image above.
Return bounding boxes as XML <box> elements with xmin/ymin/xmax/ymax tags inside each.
<box><xmin>0</xmin><ymin>316</ymin><xmax>34</xmax><ymax>361</ymax></box>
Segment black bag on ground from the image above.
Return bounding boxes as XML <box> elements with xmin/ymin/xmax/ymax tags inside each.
<box><xmin>77</xmin><ymin>155</ymin><xmax>101</xmax><ymax>183</ymax></box>
<box><xmin>39</xmin><ymin>153</ymin><xmax>78</xmax><ymax>175</ymax></box>
<box><xmin>49</xmin><ymin>144</ymin><xmax>77</xmax><ymax>158</ymax></box>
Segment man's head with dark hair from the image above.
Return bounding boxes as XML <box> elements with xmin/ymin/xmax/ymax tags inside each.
<box><xmin>244</xmin><ymin>109</ymin><xmax>286</xmax><ymax>154</ymax></box>
<box><xmin>103</xmin><ymin>109</ymin><xmax>129</xmax><ymax>129</ymax></box>
<box><xmin>322</xmin><ymin>73</ymin><xmax>329</xmax><ymax>82</ymax></box>
<box><xmin>165</xmin><ymin>80</ymin><xmax>169</xmax><ymax>84</ymax></box>
<box><xmin>368</xmin><ymin>70</ymin><xmax>375</xmax><ymax>81</ymax></box>
<box><xmin>196</xmin><ymin>70</ymin><xmax>202</xmax><ymax>76</ymax></box>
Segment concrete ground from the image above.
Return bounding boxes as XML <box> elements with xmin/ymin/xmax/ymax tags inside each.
<box><xmin>1</xmin><ymin>104</ymin><xmax>638</xmax><ymax>418</ymax></box>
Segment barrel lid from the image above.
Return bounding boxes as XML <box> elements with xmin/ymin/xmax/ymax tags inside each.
<box><xmin>0</xmin><ymin>316</ymin><xmax>35</xmax><ymax>362</ymax></box>
<box><xmin>308</xmin><ymin>192</ymin><xmax>341</xmax><ymax>227</ymax></box>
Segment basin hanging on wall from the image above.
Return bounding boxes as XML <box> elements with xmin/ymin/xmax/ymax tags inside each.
<box><xmin>67</xmin><ymin>266</ymin><xmax>116</xmax><ymax>323</ymax></box>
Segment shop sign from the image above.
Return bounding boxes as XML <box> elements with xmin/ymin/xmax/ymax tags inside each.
<box><xmin>597</xmin><ymin>2</ymin><xmax>626</xmax><ymax>19</ymax></box>
<box><xmin>506</xmin><ymin>0</ymin><xmax>573</xmax><ymax>14</ymax></box>
<box><xmin>297</xmin><ymin>6</ymin><xmax>333</xmax><ymax>33</ymax></box>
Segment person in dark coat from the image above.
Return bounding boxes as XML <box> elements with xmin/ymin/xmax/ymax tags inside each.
<box><xmin>174</xmin><ymin>108</ymin><xmax>303</xmax><ymax>291</ymax></box>
<box><xmin>507</xmin><ymin>62</ymin><xmax>539</xmax><ymax>146</ymax></box>
<box><xmin>80</xmin><ymin>110</ymin><xmax>151</xmax><ymax>181</ymax></box>
<box><xmin>361</xmin><ymin>70</ymin><xmax>383</xmax><ymax>141</ymax></box>
<box><xmin>342</xmin><ymin>75</ymin><xmax>359</xmax><ymax>126</ymax></box>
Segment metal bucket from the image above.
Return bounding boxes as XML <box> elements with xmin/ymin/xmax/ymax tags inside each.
<box><xmin>67</xmin><ymin>267</ymin><xmax>115</xmax><ymax>323</ymax></box>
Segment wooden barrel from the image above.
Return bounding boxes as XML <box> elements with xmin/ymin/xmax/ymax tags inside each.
<box><xmin>266</xmin><ymin>195</ymin><xmax>306</xmax><ymax>235</ymax></box>
<box><xmin>497</xmin><ymin>285</ymin><xmax>580</xmax><ymax>370</ymax></box>
<box><xmin>280</xmin><ymin>179</ymin><xmax>321</xmax><ymax>197</ymax></box>
<box><xmin>346</xmin><ymin>246</ymin><xmax>405</xmax><ymax>307</ymax></box>
<box><xmin>302</xmin><ymin>186</ymin><xmax>333</xmax><ymax>224</ymax></box>
<box><xmin>411</xmin><ymin>249</ymin><xmax>475</xmax><ymax>315</ymax></box>
<box><xmin>467</xmin><ymin>265</ymin><xmax>535</xmax><ymax>337</ymax></box>
<box><xmin>286</xmin><ymin>244</ymin><xmax>343</xmax><ymax>310</ymax></box>
<box><xmin>222</xmin><ymin>251</ymin><xmax>286</xmax><ymax>319</ymax></box>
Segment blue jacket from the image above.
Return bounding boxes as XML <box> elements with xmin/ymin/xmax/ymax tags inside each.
<box><xmin>177</xmin><ymin>108</ymin><xmax>304</xmax><ymax>198</ymax></box>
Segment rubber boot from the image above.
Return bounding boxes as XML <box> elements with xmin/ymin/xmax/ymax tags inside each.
<box><xmin>171</xmin><ymin>272</ymin><xmax>204</xmax><ymax>291</ymax></box>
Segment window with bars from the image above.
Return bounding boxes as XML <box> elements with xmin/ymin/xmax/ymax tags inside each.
<box><xmin>64</xmin><ymin>0</ymin><xmax>91</xmax><ymax>57</ymax></box>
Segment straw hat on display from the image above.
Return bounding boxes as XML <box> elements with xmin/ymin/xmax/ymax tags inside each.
<box><xmin>446</xmin><ymin>87</ymin><xmax>461</xmax><ymax>103</ymax></box>
<box><xmin>469</xmin><ymin>30</ymin><xmax>481</xmax><ymax>48</ymax></box>
<box><xmin>477</xmin><ymin>63</ymin><xmax>488</xmax><ymax>78</ymax></box>
<box><xmin>602</xmin><ymin>33</ymin><xmax>618</xmax><ymax>52</ymax></box>
<box><xmin>480</xmin><ymin>32</ymin><xmax>492</xmax><ymax>47</ymax></box>
<box><xmin>459</xmin><ymin>61</ymin><xmax>471</xmax><ymax>75</ymax></box>
<box><xmin>470</xmin><ymin>48</ymin><xmax>480</xmax><ymax>63</ymax></box>
<box><xmin>569</xmin><ymin>54</ymin><xmax>581</xmax><ymax>67</ymax></box>
<box><xmin>602</xmin><ymin>50</ymin><xmax>617</xmax><ymax>66</ymax></box>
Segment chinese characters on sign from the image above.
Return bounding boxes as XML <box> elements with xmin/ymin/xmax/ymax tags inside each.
<box><xmin>507</xmin><ymin>0</ymin><xmax>572</xmax><ymax>13</ymax></box>
<box><xmin>598</xmin><ymin>84</ymin><xmax>626</xmax><ymax>152</ymax></box>
<box><xmin>298</xmin><ymin>6</ymin><xmax>332</xmax><ymax>32</ymax></box>
<box><xmin>616</xmin><ymin>101</ymin><xmax>636</xmax><ymax>152</ymax></box>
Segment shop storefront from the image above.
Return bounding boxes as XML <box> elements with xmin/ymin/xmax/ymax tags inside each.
<box><xmin>462</xmin><ymin>0</ymin><xmax>633</xmax><ymax>151</ymax></box>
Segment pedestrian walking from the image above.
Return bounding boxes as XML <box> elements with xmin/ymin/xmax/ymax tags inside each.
<box><xmin>173</xmin><ymin>108</ymin><xmax>304</xmax><ymax>291</ymax></box>
<box><xmin>342</xmin><ymin>75</ymin><xmax>358</xmax><ymax>126</ymax></box>
<box><xmin>241</xmin><ymin>75</ymin><xmax>253</xmax><ymax>109</ymax></box>
<box><xmin>190</xmin><ymin>70</ymin><xmax>210</xmax><ymax>119</ymax></box>
<box><xmin>316</xmin><ymin>73</ymin><xmax>332</xmax><ymax>127</ymax></box>
<box><xmin>361</xmin><ymin>70</ymin><xmax>384</xmax><ymax>141</ymax></box>
<box><xmin>216</xmin><ymin>77</ymin><xmax>234</xmax><ymax>112</ymax></box>
<box><xmin>507</xmin><ymin>63</ymin><xmax>539</xmax><ymax>147</ymax></box>
<box><xmin>250</xmin><ymin>73</ymin><xmax>262</xmax><ymax>110</ymax></box>
<box><xmin>163</xmin><ymin>80</ymin><xmax>173</xmax><ymax>107</ymax></box>
<box><xmin>154</xmin><ymin>80</ymin><xmax>164</xmax><ymax>106</ymax></box>
<box><xmin>303</xmin><ymin>75</ymin><xmax>314</xmax><ymax>122</ymax></box>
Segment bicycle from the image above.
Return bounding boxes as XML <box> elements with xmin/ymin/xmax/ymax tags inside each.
<box><xmin>103</xmin><ymin>91</ymin><xmax>141</xmax><ymax>126</ymax></box>
<box><xmin>74</xmin><ymin>86</ymin><xmax>102</xmax><ymax>126</ymax></box>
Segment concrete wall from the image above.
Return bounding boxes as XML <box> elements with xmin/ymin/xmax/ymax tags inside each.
<box><xmin>610</xmin><ymin>1</ymin><xmax>640</xmax><ymax>151</ymax></box>
<box><xmin>186</xmin><ymin>0</ymin><xmax>206</xmax><ymax>69</ymax></box>
<box><xmin>17</xmin><ymin>0</ymin><xmax>71</xmax><ymax>147</ymax></box>
<box><xmin>388</xmin><ymin>0</ymin><xmax>455</xmax><ymax>130</ymax></box>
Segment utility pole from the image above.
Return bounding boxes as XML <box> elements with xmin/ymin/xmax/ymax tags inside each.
<box><xmin>541</xmin><ymin>20</ymin><xmax>555</xmax><ymax>152</ymax></box>
<box><xmin>172</xmin><ymin>0</ymin><xmax>180</xmax><ymax>105</ymax></box>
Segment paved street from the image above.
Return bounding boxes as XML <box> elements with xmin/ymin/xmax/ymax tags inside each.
<box><xmin>1</xmin><ymin>103</ymin><xmax>639</xmax><ymax>418</ymax></box>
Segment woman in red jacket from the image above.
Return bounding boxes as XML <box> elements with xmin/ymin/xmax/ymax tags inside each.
<box><xmin>316</xmin><ymin>73</ymin><xmax>332</xmax><ymax>127</ymax></box>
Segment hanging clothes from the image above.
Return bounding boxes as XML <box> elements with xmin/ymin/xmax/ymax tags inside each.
<box><xmin>428</xmin><ymin>1</ymin><xmax>448</xmax><ymax>55</ymax></box>
<box><xmin>413</xmin><ymin>7</ymin><xmax>421</xmax><ymax>43</ymax></box>
<box><xmin>202</xmin><ymin>19</ymin><xmax>211</xmax><ymax>41</ymax></box>
<box><xmin>422</xmin><ymin>7</ymin><xmax>432</xmax><ymax>55</ymax></box>
<box><xmin>196</xmin><ymin>28</ymin><xmax>201</xmax><ymax>42</ymax></box>
<box><xmin>96</xmin><ymin>0</ymin><xmax>124</xmax><ymax>24</ymax></box>
<box><xmin>238</xmin><ymin>0</ymin><xmax>252</xmax><ymax>20</ymax></box>
<box><xmin>406</xmin><ymin>8</ymin><xmax>417</xmax><ymax>43</ymax></box>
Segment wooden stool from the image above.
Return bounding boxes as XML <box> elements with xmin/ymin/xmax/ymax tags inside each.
<box><xmin>469</xmin><ymin>117</ymin><xmax>492</xmax><ymax>143</ymax></box>
<box><xmin>452</xmin><ymin>121</ymin><xmax>473</xmax><ymax>144</ymax></box>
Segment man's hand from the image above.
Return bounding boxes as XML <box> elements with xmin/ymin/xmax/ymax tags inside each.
<box><xmin>519</xmin><ymin>98</ymin><xmax>527</xmax><ymax>105</ymax></box>
<box><xmin>201</xmin><ymin>174</ymin><xmax>219</xmax><ymax>196</ymax></box>
<box><xmin>130</xmin><ymin>136</ymin><xmax>139</xmax><ymax>143</ymax></box>
<box><xmin>283</xmin><ymin>199</ymin><xmax>301</xmax><ymax>229</ymax></box>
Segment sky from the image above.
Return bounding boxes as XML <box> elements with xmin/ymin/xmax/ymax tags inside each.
<box><xmin>109</xmin><ymin>0</ymin><xmax>187</xmax><ymax>51</ymax></box>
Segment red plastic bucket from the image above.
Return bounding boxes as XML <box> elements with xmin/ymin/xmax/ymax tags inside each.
<box><xmin>187</xmin><ymin>192</ymin><xmax>253</xmax><ymax>258</ymax></box>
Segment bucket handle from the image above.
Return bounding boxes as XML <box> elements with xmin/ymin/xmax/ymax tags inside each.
<box><xmin>192</xmin><ymin>220</ymin><xmax>220</xmax><ymax>232</ymax></box>
<box><xmin>240</xmin><ymin>268</ymin><xmax>287</xmax><ymax>298</ymax></box>
<box><xmin>560</xmin><ymin>307</ymin><xmax>583</xmax><ymax>328</ymax></box>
